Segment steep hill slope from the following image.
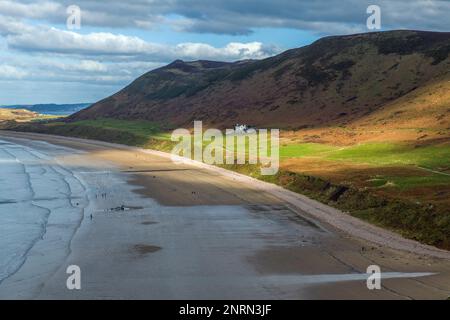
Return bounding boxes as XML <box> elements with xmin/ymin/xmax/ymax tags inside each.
<box><xmin>71</xmin><ymin>30</ymin><xmax>450</xmax><ymax>131</ymax></box>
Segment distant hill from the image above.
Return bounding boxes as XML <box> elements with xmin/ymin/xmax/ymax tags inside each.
<box><xmin>2</xmin><ymin>103</ymin><xmax>91</xmax><ymax>116</ymax></box>
<box><xmin>71</xmin><ymin>30</ymin><xmax>450</xmax><ymax>133</ymax></box>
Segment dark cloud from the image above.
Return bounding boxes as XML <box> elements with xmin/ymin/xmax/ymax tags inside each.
<box><xmin>1</xmin><ymin>0</ymin><xmax>448</xmax><ymax>35</ymax></box>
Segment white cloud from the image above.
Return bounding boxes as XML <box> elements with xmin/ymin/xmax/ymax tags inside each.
<box><xmin>7</xmin><ymin>27</ymin><xmax>161</xmax><ymax>56</ymax></box>
<box><xmin>0</xmin><ymin>64</ymin><xmax>28</xmax><ymax>79</ymax></box>
<box><xmin>6</xmin><ymin>24</ymin><xmax>279</xmax><ymax>61</ymax></box>
<box><xmin>174</xmin><ymin>42</ymin><xmax>277</xmax><ymax>60</ymax></box>
<box><xmin>0</xmin><ymin>0</ymin><xmax>166</xmax><ymax>29</ymax></box>
<box><xmin>36</xmin><ymin>59</ymin><xmax>108</xmax><ymax>72</ymax></box>
<box><xmin>0</xmin><ymin>15</ymin><xmax>34</xmax><ymax>35</ymax></box>
<box><xmin>77</xmin><ymin>60</ymin><xmax>107</xmax><ymax>72</ymax></box>
<box><xmin>0</xmin><ymin>0</ymin><xmax>62</xmax><ymax>19</ymax></box>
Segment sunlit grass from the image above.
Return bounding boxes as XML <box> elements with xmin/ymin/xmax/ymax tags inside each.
<box><xmin>280</xmin><ymin>143</ymin><xmax>338</xmax><ymax>158</ymax></box>
<box><xmin>325</xmin><ymin>142</ymin><xmax>450</xmax><ymax>170</ymax></box>
<box><xmin>370</xmin><ymin>174</ymin><xmax>450</xmax><ymax>190</ymax></box>
<box><xmin>279</xmin><ymin>142</ymin><xmax>449</xmax><ymax>171</ymax></box>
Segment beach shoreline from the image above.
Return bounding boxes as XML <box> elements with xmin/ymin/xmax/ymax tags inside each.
<box><xmin>1</xmin><ymin>131</ymin><xmax>449</xmax><ymax>299</ymax></box>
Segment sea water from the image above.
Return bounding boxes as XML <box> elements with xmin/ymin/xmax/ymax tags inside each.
<box><xmin>0</xmin><ymin>139</ymin><xmax>87</xmax><ymax>283</ymax></box>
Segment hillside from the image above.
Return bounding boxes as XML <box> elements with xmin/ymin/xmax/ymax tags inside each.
<box><xmin>71</xmin><ymin>30</ymin><xmax>450</xmax><ymax>137</ymax></box>
<box><xmin>0</xmin><ymin>108</ymin><xmax>39</xmax><ymax>121</ymax></box>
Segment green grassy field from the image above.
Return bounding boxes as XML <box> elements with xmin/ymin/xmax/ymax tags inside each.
<box><xmin>279</xmin><ymin>141</ymin><xmax>450</xmax><ymax>170</ymax></box>
<box><xmin>369</xmin><ymin>174</ymin><xmax>450</xmax><ymax>189</ymax></box>
<box><xmin>280</xmin><ymin>143</ymin><xmax>339</xmax><ymax>158</ymax></box>
<box><xmin>281</xmin><ymin>142</ymin><xmax>450</xmax><ymax>191</ymax></box>
<box><xmin>325</xmin><ymin>142</ymin><xmax>450</xmax><ymax>170</ymax></box>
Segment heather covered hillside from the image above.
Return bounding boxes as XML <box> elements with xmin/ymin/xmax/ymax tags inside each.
<box><xmin>71</xmin><ymin>30</ymin><xmax>450</xmax><ymax>140</ymax></box>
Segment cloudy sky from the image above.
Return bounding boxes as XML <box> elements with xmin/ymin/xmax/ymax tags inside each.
<box><xmin>0</xmin><ymin>0</ymin><xmax>449</xmax><ymax>105</ymax></box>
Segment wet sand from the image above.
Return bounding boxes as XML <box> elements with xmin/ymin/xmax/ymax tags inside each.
<box><xmin>0</xmin><ymin>131</ymin><xmax>449</xmax><ymax>299</ymax></box>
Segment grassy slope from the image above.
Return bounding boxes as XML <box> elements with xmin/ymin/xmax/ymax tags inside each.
<box><xmin>67</xmin><ymin>119</ymin><xmax>172</xmax><ymax>141</ymax></box>
<box><xmin>0</xmin><ymin>108</ymin><xmax>37</xmax><ymax>121</ymax></box>
<box><xmin>326</xmin><ymin>143</ymin><xmax>449</xmax><ymax>170</ymax></box>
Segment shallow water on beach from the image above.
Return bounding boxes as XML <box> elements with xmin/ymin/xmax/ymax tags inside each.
<box><xmin>0</xmin><ymin>137</ymin><xmax>325</xmax><ymax>298</ymax></box>
<box><xmin>0</xmin><ymin>139</ymin><xmax>87</xmax><ymax>283</ymax></box>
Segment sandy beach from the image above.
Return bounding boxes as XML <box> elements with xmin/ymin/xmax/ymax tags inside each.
<box><xmin>0</xmin><ymin>131</ymin><xmax>449</xmax><ymax>299</ymax></box>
